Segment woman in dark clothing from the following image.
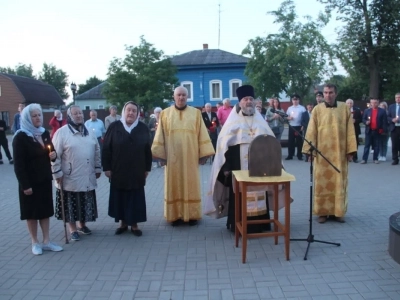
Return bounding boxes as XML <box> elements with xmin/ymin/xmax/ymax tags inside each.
<box><xmin>13</xmin><ymin>104</ymin><xmax>63</xmax><ymax>255</ymax></box>
<box><xmin>102</xmin><ymin>101</ymin><xmax>152</xmax><ymax>236</ymax></box>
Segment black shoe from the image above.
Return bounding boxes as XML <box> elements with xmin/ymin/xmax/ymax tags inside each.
<box><xmin>172</xmin><ymin>219</ymin><xmax>183</xmax><ymax>227</ymax></box>
<box><xmin>297</xmin><ymin>156</ymin><xmax>303</xmax><ymax>160</ymax></box>
<box><xmin>353</xmin><ymin>159</ymin><xmax>358</xmax><ymax>163</ymax></box>
<box><xmin>131</xmin><ymin>228</ymin><xmax>142</xmax><ymax>236</ymax></box>
<box><xmin>392</xmin><ymin>161</ymin><xmax>399</xmax><ymax>165</ymax></box>
<box><xmin>115</xmin><ymin>227</ymin><xmax>128</xmax><ymax>235</ymax></box>
<box><xmin>188</xmin><ymin>220</ymin><xmax>198</xmax><ymax>226</ymax></box>
<box><xmin>0</xmin><ymin>160</ymin><xmax>3</xmax><ymax>165</ymax></box>
<box><xmin>285</xmin><ymin>157</ymin><xmax>293</xmax><ymax>160</ymax></box>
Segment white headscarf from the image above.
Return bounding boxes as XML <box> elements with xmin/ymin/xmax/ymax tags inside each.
<box><xmin>120</xmin><ymin>101</ymin><xmax>140</xmax><ymax>133</ymax></box>
<box><xmin>13</xmin><ymin>104</ymin><xmax>45</xmax><ymax>139</ymax></box>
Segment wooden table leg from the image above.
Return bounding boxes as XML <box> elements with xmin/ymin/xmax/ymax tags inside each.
<box><xmin>242</xmin><ymin>183</ymin><xmax>247</xmax><ymax>263</ymax></box>
<box><xmin>274</xmin><ymin>184</ymin><xmax>279</xmax><ymax>245</ymax></box>
<box><xmin>285</xmin><ymin>182</ymin><xmax>291</xmax><ymax>260</ymax></box>
<box><xmin>234</xmin><ymin>176</ymin><xmax>240</xmax><ymax>247</ymax></box>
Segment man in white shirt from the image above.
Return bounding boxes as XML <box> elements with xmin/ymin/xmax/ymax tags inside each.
<box><xmin>286</xmin><ymin>94</ymin><xmax>306</xmax><ymax>160</ymax></box>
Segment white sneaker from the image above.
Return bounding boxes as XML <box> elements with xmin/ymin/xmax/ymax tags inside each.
<box><xmin>42</xmin><ymin>241</ymin><xmax>63</xmax><ymax>252</ymax></box>
<box><xmin>378</xmin><ymin>156</ymin><xmax>383</xmax><ymax>161</ymax></box>
<box><xmin>32</xmin><ymin>243</ymin><xmax>43</xmax><ymax>255</ymax></box>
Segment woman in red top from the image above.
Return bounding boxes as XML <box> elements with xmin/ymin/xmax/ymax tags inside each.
<box><xmin>49</xmin><ymin>110</ymin><xmax>66</xmax><ymax>139</ymax></box>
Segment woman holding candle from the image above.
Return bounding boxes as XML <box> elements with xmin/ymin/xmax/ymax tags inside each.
<box><xmin>13</xmin><ymin>104</ymin><xmax>63</xmax><ymax>255</ymax></box>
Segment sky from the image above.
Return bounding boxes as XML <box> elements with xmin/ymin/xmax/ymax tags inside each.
<box><xmin>1</xmin><ymin>0</ymin><xmax>340</xmax><ymax>99</ymax></box>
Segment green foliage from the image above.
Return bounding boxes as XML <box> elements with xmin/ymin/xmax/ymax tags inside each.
<box><xmin>77</xmin><ymin>76</ymin><xmax>104</xmax><ymax>95</ymax></box>
<box><xmin>243</xmin><ymin>0</ymin><xmax>335</xmax><ymax>101</ymax></box>
<box><xmin>319</xmin><ymin>0</ymin><xmax>400</xmax><ymax>99</ymax></box>
<box><xmin>103</xmin><ymin>36</ymin><xmax>178</xmax><ymax>111</ymax></box>
<box><xmin>0</xmin><ymin>63</ymin><xmax>36</xmax><ymax>79</ymax></box>
<box><xmin>38</xmin><ymin>63</ymin><xmax>69</xmax><ymax>99</ymax></box>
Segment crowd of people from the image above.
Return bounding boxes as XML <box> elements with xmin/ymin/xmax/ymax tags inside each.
<box><xmin>6</xmin><ymin>84</ymin><xmax>400</xmax><ymax>255</ymax></box>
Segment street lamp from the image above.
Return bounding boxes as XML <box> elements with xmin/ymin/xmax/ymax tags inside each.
<box><xmin>70</xmin><ymin>82</ymin><xmax>77</xmax><ymax>101</ymax></box>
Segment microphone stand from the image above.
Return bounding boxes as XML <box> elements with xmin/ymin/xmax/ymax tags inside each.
<box><xmin>282</xmin><ymin>117</ymin><xmax>341</xmax><ymax>260</ymax></box>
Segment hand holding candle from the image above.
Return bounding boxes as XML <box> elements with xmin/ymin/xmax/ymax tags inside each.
<box><xmin>47</xmin><ymin>145</ymin><xmax>51</xmax><ymax>153</ymax></box>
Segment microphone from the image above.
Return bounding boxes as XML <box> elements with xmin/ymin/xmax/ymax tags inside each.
<box><xmin>270</xmin><ymin>108</ymin><xmax>289</xmax><ymax>118</ymax></box>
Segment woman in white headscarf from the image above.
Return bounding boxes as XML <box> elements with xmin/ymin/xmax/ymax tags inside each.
<box><xmin>51</xmin><ymin>105</ymin><xmax>102</xmax><ymax>242</ymax></box>
<box><xmin>13</xmin><ymin>104</ymin><xmax>63</xmax><ymax>255</ymax></box>
<box><xmin>102</xmin><ymin>101</ymin><xmax>152</xmax><ymax>236</ymax></box>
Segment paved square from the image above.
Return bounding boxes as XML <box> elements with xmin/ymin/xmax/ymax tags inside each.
<box><xmin>1</xmin><ymin>136</ymin><xmax>399</xmax><ymax>299</ymax></box>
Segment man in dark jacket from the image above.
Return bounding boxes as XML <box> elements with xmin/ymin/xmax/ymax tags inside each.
<box><xmin>360</xmin><ymin>98</ymin><xmax>388</xmax><ymax>164</ymax></box>
<box><xmin>346</xmin><ymin>99</ymin><xmax>362</xmax><ymax>162</ymax></box>
<box><xmin>0</xmin><ymin>119</ymin><xmax>13</xmax><ymax>164</ymax></box>
<box><xmin>202</xmin><ymin>103</ymin><xmax>219</xmax><ymax>152</ymax></box>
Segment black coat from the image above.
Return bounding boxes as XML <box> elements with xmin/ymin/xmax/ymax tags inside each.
<box><xmin>352</xmin><ymin>107</ymin><xmax>362</xmax><ymax>136</ymax></box>
<box><xmin>102</xmin><ymin>121</ymin><xmax>152</xmax><ymax>190</ymax></box>
<box><xmin>202</xmin><ymin>111</ymin><xmax>219</xmax><ymax>140</ymax></box>
<box><xmin>0</xmin><ymin>120</ymin><xmax>8</xmax><ymax>140</ymax></box>
<box><xmin>13</xmin><ymin>131</ymin><xmax>54</xmax><ymax>190</ymax></box>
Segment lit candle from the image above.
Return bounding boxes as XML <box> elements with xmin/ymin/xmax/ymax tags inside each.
<box><xmin>47</xmin><ymin>145</ymin><xmax>51</xmax><ymax>153</ymax></box>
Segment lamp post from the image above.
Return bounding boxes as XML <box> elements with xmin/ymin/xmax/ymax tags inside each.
<box><xmin>70</xmin><ymin>82</ymin><xmax>77</xmax><ymax>101</ymax></box>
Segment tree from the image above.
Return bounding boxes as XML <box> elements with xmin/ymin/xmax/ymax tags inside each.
<box><xmin>319</xmin><ymin>0</ymin><xmax>400</xmax><ymax>99</ymax></box>
<box><xmin>243</xmin><ymin>0</ymin><xmax>335</xmax><ymax>102</ymax></box>
<box><xmin>38</xmin><ymin>63</ymin><xmax>69</xmax><ymax>99</ymax></box>
<box><xmin>78</xmin><ymin>76</ymin><xmax>104</xmax><ymax>95</ymax></box>
<box><xmin>103</xmin><ymin>36</ymin><xmax>178</xmax><ymax>110</ymax></box>
<box><xmin>0</xmin><ymin>63</ymin><xmax>35</xmax><ymax>79</ymax></box>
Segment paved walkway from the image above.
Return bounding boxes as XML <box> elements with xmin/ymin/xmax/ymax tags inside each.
<box><xmin>0</xmin><ymin>136</ymin><xmax>399</xmax><ymax>300</ymax></box>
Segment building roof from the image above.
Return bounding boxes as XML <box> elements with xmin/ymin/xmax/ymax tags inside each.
<box><xmin>171</xmin><ymin>49</ymin><xmax>248</xmax><ymax>66</ymax></box>
<box><xmin>75</xmin><ymin>82</ymin><xmax>107</xmax><ymax>100</ymax></box>
<box><xmin>1</xmin><ymin>73</ymin><xmax>64</xmax><ymax>105</ymax></box>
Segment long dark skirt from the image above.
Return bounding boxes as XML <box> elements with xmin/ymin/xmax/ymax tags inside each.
<box><xmin>108</xmin><ymin>184</ymin><xmax>147</xmax><ymax>225</ymax></box>
<box><xmin>55</xmin><ymin>189</ymin><xmax>98</xmax><ymax>222</ymax></box>
<box><xmin>19</xmin><ymin>181</ymin><xmax>54</xmax><ymax>220</ymax></box>
<box><xmin>226</xmin><ymin>185</ymin><xmax>271</xmax><ymax>233</ymax></box>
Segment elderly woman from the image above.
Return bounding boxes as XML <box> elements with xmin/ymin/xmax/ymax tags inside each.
<box><xmin>105</xmin><ymin>105</ymin><xmax>121</xmax><ymax>130</ymax></box>
<box><xmin>49</xmin><ymin>110</ymin><xmax>67</xmax><ymax>139</ymax></box>
<box><xmin>148</xmin><ymin>107</ymin><xmax>162</xmax><ymax>168</ymax></box>
<box><xmin>102</xmin><ymin>101</ymin><xmax>152</xmax><ymax>236</ymax></box>
<box><xmin>13</xmin><ymin>104</ymin><xmax>63</xmax><ymax>255</ymax></box>
<box><xmin>265</xmin><ymin>98</ymin><xmax>285</xmax><ymax>140</ymax></box>
<box><xmin>51</xmin><ymin>105</ymin><xmax>102</xmax><ymax>241</ymax></box>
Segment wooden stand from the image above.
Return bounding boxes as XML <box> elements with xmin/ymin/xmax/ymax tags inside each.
<box><xmin>232</xmin><ymin>170</ymin><xmax>295</xmax><ymax>263</ymax></box>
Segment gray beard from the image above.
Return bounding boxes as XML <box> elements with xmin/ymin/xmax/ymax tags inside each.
<box><xmin>242</xmin><ymin>106</ymin><xmax>255</xmax><ymax>115</ymax></box>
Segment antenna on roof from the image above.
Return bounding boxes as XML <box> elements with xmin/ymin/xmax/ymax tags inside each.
<box><xmin>218</xmin><ymin>3</ymin><xmax>221</xmax><ymax>49</ymax></box>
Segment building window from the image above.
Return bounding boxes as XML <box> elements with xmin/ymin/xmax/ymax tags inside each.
<box><xmin>98</xmin><ymin>105</ymin><xmax>104</xmax><ymax>109</ymax></box>
<box><xmin>181</xmin><ymin>81</ymin><xmax>193</xmax><ymax>101</ymax></box>
<box><xmin>210</xmin><ymin>80</ymin><xmax>222</xmax><ymax>100</ymax></box>
<box><xmin>85</xmin><ymin>105</ymin><xmax>91</xmax><ymax>110</ymax></box>
<box><xmin>229</xmin><ymin>79</ymin><xmax>242</xmax><ymax>99</ymax></box>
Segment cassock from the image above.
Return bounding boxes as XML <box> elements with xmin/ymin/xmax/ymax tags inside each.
<box><xmin>151</xmin><ymin>105</ymin><xmax>215</xmax><ymax>222</ymax></box>
<box><xmin>302</xmin><ymin>101</ymin><xmax>357</xmax><ymax>217</ymax></box>
<box><xmin>204</xmin><ymin>105</ymin><xmax>276</xmax><ymax>232</ymax></box>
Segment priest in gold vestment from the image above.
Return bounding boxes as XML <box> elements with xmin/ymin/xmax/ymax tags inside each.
<box><xmin>302</xmin><ymin>83</ymin><xmax>357</xmax><ymax>224</ymax></box>
<box><xmin>151</xmin><ymin>86</ymin><xmax>215</xmax><ymax>226</ymax></box>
